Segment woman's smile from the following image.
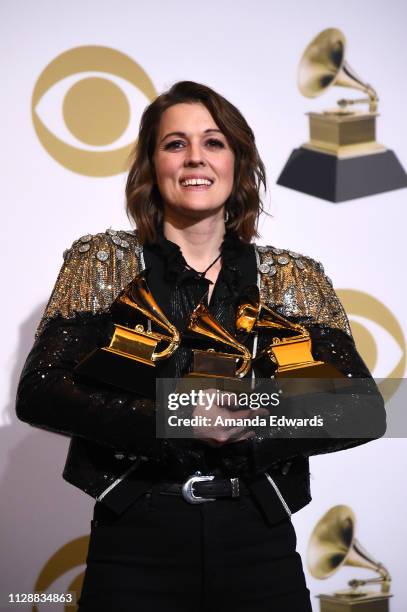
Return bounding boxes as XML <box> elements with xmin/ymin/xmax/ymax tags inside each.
<box><xmin>179</xmin><ymin>174</ymin><xmax>215</xmax><ymax>190</ymax></box>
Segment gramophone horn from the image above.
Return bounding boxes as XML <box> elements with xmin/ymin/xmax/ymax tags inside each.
<box><xmin>307</xmin><ymin>505</ymin><xmax>391</xmax><ymax>593</ymax></box>
<box><xmin>298</xmin><ymin>28</ymin><xmax>378</xmax><ymax>111</ymax></box>
<box><xmin>115</xmin><ymin>272</ymin><xmax>180</xmax><ymax>361</ymax></box>
<box><xmin>236</xmin><ymin>284</ymin><xmax>306</xmax><ymax>338</ymax></box>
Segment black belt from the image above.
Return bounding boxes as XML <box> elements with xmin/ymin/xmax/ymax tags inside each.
<box><xmin>157</xmin><ymin>473</ymin><xmax>248</xmax><ymax>504</ymax></box>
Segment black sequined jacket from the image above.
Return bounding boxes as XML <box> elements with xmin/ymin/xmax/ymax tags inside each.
<box><xmin>16</xmin><ymin>228</ymin><xmax>386</xmax><ymax>522</ymax></box>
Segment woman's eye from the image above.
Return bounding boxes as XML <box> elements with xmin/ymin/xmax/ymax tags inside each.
<box><xmin>163</xmin><ymin>138</ymin><xmax>225</xmax><ymax>151</ymax></box>
<box><xmin>205</xmin><ymin>139</ymin><xmax>225</xmax><ymax>148</ymax></box>
<box><xmin>163</xmin><ymin>140</ymin><xmax>185</xmax><ymax>150</ymax></box>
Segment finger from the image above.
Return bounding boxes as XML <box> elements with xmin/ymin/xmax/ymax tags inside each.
<box><xmin>227</xmin><ymin>430</ymin><xmax>256</xmax><ymax>443</ymax></box>
<box><xmin>224</xmin><ymin>408</ymin><xmax>269</xmax><ymax>420</ymax></box>
<box><xmin>206</xmin><ymin>426</ymin><xmax>247</xmax><ymax>444</ymax></box>
<box><xmin>222</xmin><ymin>426</ymin><xmax>253</xmax><ymax>442</ymax></box>
<box><xmin>200</xmin><ymin>427</ymin><xmax>256</xmax><ymax>446</ymax></box>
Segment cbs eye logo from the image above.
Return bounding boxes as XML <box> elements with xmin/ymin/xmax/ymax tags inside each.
<box><xmin>32</xmin><ymin>536</ymin><xmax>88</xmax><ymax>612</ymax></box>
<box><xmin>337</xmin><ymin>289</ymin><xmax>406</xmax><ymax>402</ymax></box>
<box><xmin>31</xmin><ymin>46</ymin><xmax>157</xmax><ymax>177</ymax></box>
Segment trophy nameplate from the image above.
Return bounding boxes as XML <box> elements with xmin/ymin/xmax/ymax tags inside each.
<box><xmin>189</xmin><ymin>349</ymin><xmax>238</xmax><ymax>378</ymax></box>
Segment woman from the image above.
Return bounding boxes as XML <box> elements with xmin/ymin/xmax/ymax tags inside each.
<box><xmin>16</xmin><ymin>81</ymin><xmax>385</xmax><ymax>612</ymax></box>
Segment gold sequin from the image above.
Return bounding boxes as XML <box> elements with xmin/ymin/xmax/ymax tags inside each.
<box><xmin>36</xmin><ymin>230</ymin><xmax>141</xmax><ymax>337</ymax></box>
<box><xmin>257</xmin><ymin>246</ymin><xmax>351</xmax><ymax>337</ymax></box>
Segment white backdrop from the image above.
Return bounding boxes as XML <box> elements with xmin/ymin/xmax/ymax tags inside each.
<box><xmin>1</xmin><ymin>0</ymin><xmax>406</xmax><ymax>610</ymax></box>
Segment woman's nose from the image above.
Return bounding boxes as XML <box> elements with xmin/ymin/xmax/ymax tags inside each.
<box><xmin>184</xmin><ymin>143</ymin><xmax>206</xmax><ymax>167</ymax></box>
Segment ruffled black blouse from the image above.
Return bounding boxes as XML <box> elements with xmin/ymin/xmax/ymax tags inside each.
<box><xmin>143</xmin><ymin>226</ymin><xmax>257</xmax><ymax>378</ymax></box>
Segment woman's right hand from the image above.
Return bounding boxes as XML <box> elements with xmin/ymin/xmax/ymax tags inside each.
<box><xmin>191</xmin><ymin>388</ymin><xmax>268</xmax><ymax>447</ymax></box>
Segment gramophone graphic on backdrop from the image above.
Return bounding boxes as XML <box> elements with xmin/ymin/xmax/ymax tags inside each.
<box><xmin>307</xmin><ymin>505</ymin><xmax>392</xmax><ymax>612</ymax></box>
<box><xmin>277</xmin><ymin>28</ymin><xmax>407</xmax><ymax>202</ymax></box>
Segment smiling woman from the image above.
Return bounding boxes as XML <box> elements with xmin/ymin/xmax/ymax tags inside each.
<box><xmin>16</xmin><ymin>80</ymin><xmax>385</xmax><ymax>612</ymax></box>
<box><xmin>126</xmin><ymin>80</ymin><xmax>266</xmax><ymax>245</ymax></box>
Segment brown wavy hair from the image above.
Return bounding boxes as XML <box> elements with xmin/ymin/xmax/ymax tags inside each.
<box><xmin>125</xmin><ymin>81</ymin><xmax>267</xmax><ymax>244</ymax></box>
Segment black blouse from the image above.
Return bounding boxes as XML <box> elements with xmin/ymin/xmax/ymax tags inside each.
<box><xmin>143</xmin><ymin>226</ymin><xmax>258</xmax><ymax>379</ymax></box>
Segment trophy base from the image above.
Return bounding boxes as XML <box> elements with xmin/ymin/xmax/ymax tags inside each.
<box><xmin>253</xmin><ymin>357</ymin><xmax>346</xmax><ymax>396</ymax></box>
<box><xmin>317</xmin><ymin>591</ymin><xmax>392</xmax><ymax>612</ymax></box>
<box><xmin>177</xmin><ymin>373</ymin><xmax>255</xmax><ymax>397</ymax></box>
<box><xmin>276</xmin><ymin>362</ymin><xmax>349</xmax><ymax>395</ymax></box>
<box><xmin>75</xmin><ymin>347</ymin><xmax>156</xmax><ymax>398</ymax></box>
<box><xmin>277</xmin><ymin>147</ymin><xmax>407</xmax><ymax>202</ymax></box>
<box><xmin>276</xmin><ymin>361</ymin><xmax>343</xmax><ymax>377</ymax></box>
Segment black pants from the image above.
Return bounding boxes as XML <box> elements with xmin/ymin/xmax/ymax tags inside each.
<box><xmin>78</xmin><ymin>484</ymin><xmax>312</xmax><ymax>612</ymax></box>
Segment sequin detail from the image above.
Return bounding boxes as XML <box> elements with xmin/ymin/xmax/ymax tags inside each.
<box><xmin>271</xmin><ymin>247</ymin><xmax>284</xmax><ymax>255</ymax></box>
<box><xmin>80</xmin><ymin>234</ymin><xmax>92</xmax><ymax>243</ymax></box>
<box><xmin>78</xmin><ymin>244</ymin><xmax>91</xmax><ymax>253</ymax></box>
<box><xmin>256</xmin><ymin>245</ymin><xmax>351</xmax><ymax>337</ymax></box>
<box><xmin>96</xmin><ymin>250</ymin><xmax>109</xmax><ymax>262</ymax></box>
<box><xmin>277</xmin><ymin>256</ymin><xmax>289</xmax><ymax>265</ymax></box>
<box><xmin>259</xmin><ymin>263</ymin><xmax>271</xmax><ymax>274</ymax></box>
<box><xmin>35</xmin><ymin>231</ymin><xmax>142</xmax><ymax>337</ymax></box>
<box><xmin>111</xmin><ymin>236</ymin><xmax>122</xmax><ymax>246</ymax></box>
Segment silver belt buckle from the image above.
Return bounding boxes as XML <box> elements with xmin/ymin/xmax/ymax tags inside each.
<box><xmin>182</xmin><ymin>474</ymin><xmax>215</xmax><ymax>504</ymax></box>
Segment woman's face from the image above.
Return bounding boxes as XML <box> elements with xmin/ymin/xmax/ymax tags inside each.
<box><xmin>153</xmin><ymin>103</ymin><xmax>235</xmax><ymax>220</ymax></box>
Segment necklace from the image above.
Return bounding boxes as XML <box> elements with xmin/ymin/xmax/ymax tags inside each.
<box><xmin>184</xmin><ymin>252</ymin><xmax>222</xmax><ymax>278</ymax></box>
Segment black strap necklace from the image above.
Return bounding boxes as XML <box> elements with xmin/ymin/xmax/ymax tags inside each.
<box><xmin>184</xmin><ymin>252</ymin><xmax>222</xmax><ymax>279</ymax></box>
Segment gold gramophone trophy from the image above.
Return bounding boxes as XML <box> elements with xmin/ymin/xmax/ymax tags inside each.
<box><xmin>75</xmin><ymin>272</ymin><xmax>180</xmax><ymax>398</ymax></box>
<box><xmin>277</xmin><ymin>27</ymin><xmax>407</xmax><ymax>202</ymax></box>
<box><xmin>307</xmin><ymin>505</ymin><xmax>392</xmax><ymax>611</ymax></box>
<box><xmin>235</xmin><ymin>285</ymin><xmax>344</xmax><ymax>395</ymax></box>
<box><xmin>179</xmin><ymin>299</ymin><xmax>252</xmax><ymax>394</ymax></box>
